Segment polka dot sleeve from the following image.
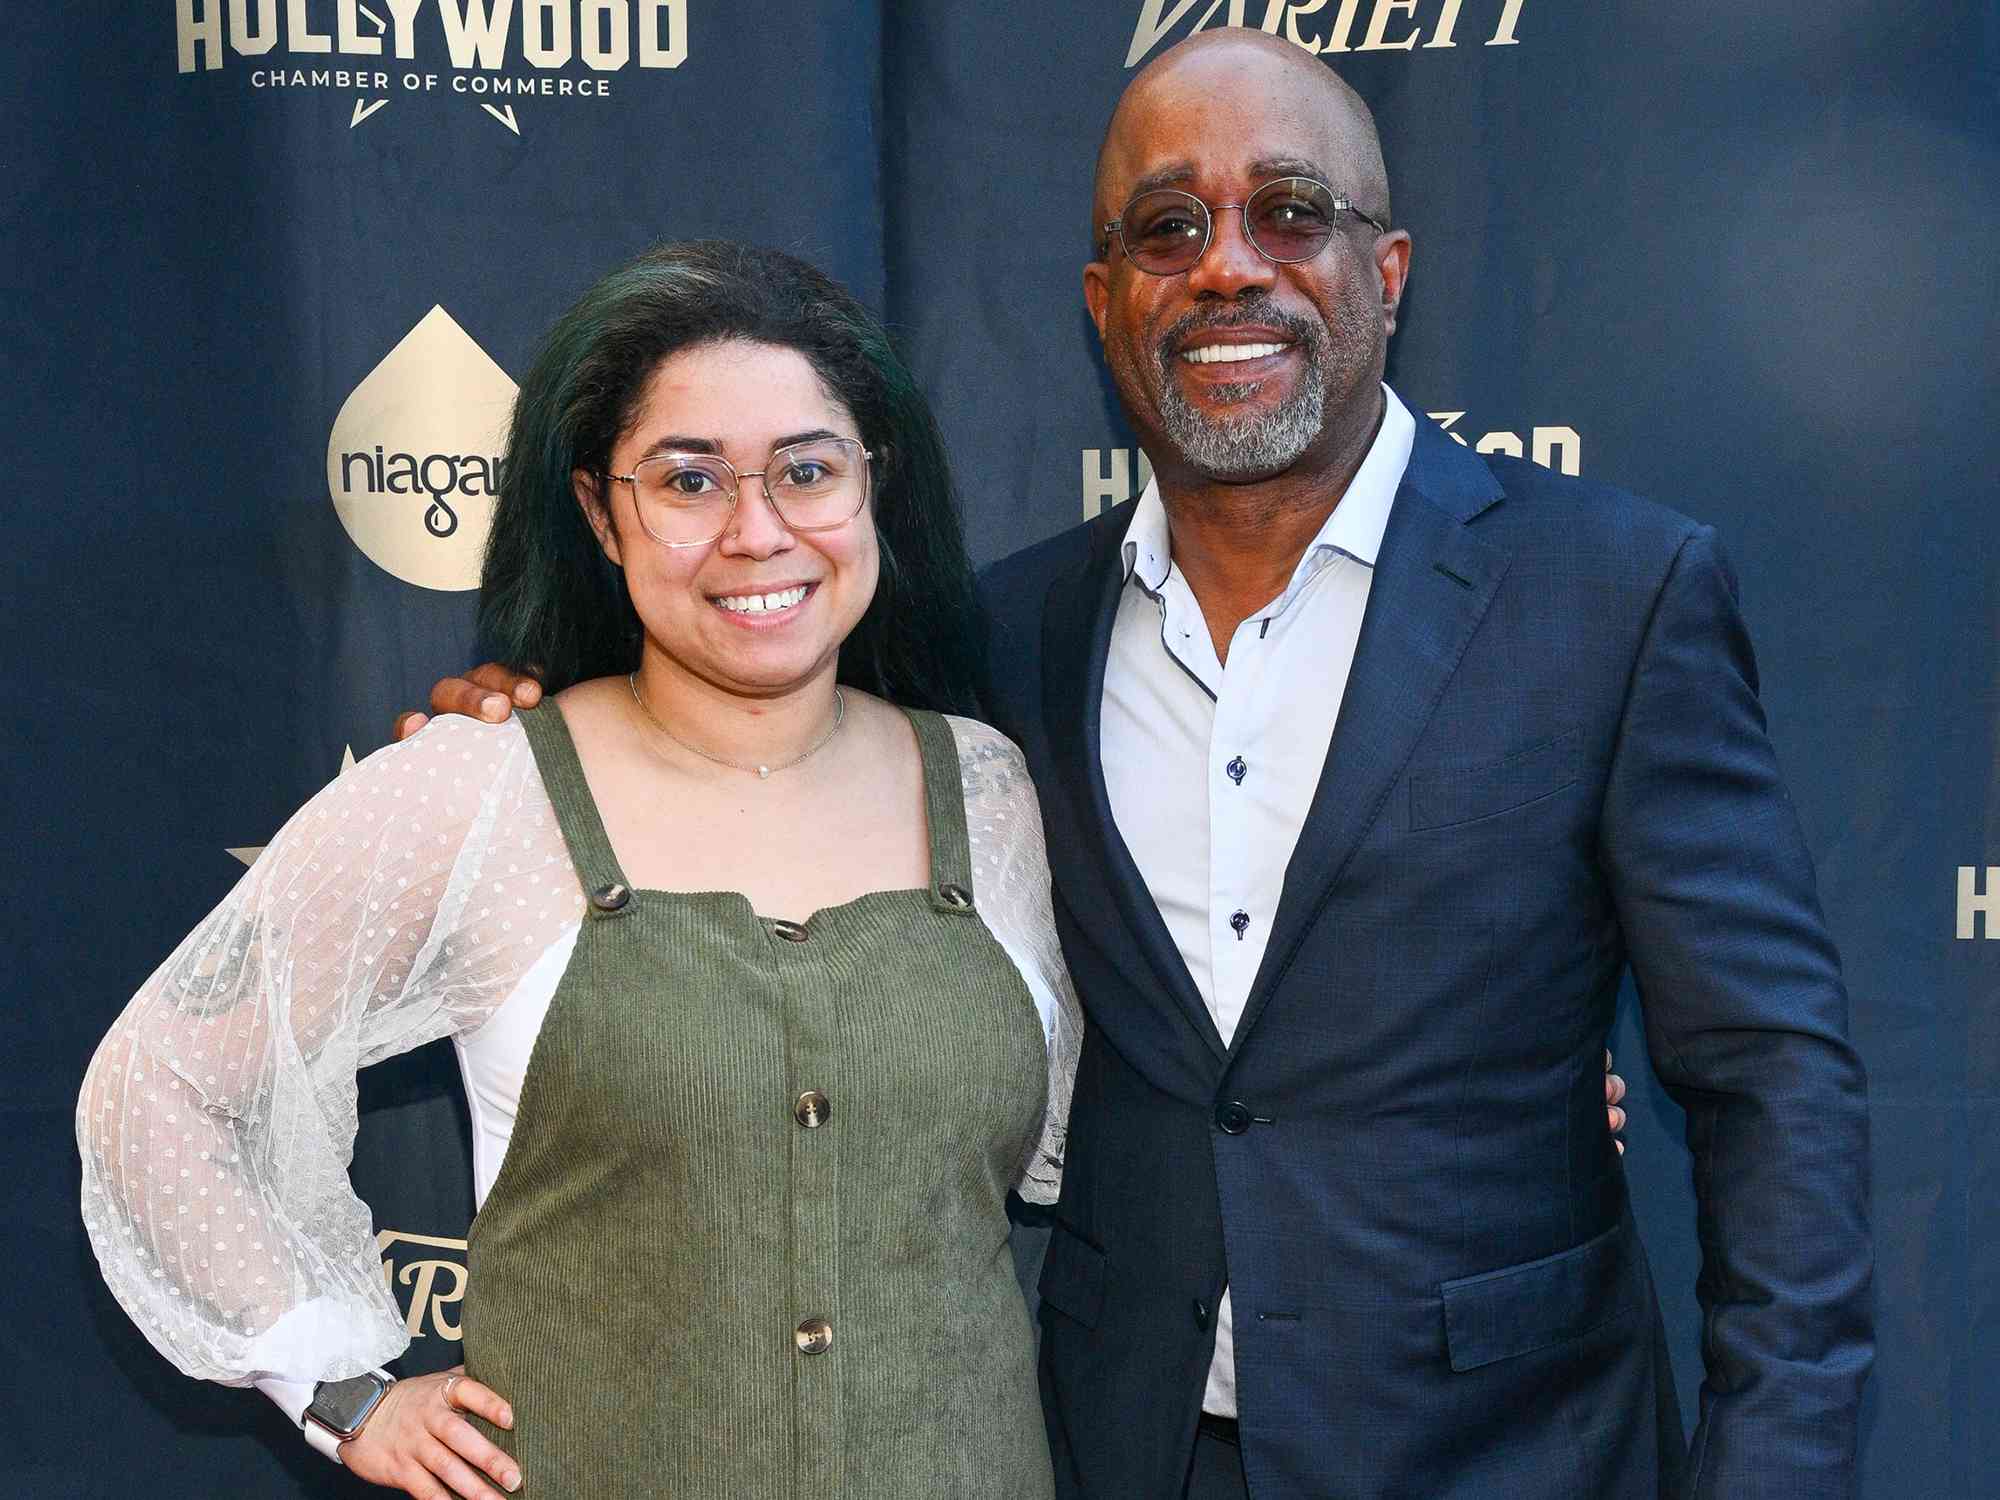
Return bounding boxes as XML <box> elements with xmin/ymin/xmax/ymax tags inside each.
<box><xmin>947</xmin><ymin>715</ymin><xmax>1081</xmax><ymax>1206</ymax></box>
<box><xmin>76</xmin><ymin>716</ymin><xmax>579</xmax><ymax>1386</ymax></box>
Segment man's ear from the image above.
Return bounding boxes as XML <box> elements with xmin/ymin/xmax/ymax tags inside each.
<box><xmin>1376</xmin><ymin>230</ymin><xmax>1413</xmax><ymax>338</ymax></box>
<box><xmin>573</xmin><ymin>468</ymin><xmax>622</xmax><ymax>567</ymax></box>
<box><xmin>1083</xmin><ymin>258</ymin><xmax>1111</xmax><ymax>346</ymax></box>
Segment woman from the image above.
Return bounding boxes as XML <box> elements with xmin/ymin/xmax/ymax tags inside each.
<box><xmin>79</xmin><ymin>241</ymin><xmax>1079</xmax><ymax>1499</ymax></box>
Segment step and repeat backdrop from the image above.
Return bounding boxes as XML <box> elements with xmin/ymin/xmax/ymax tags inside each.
<box><xmin>6</xmin><ymin>3</ymin><xmax>1995</xmax><ymax>1495</ymax></box>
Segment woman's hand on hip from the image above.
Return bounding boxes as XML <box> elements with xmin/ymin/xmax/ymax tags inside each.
<box><xmin>339</xmin><ymin>1365</ymin><xmax>521</xmax><ymax>1498</ymax></box>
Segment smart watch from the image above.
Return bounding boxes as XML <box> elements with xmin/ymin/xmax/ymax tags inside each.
<box><xmin>303</xmin><ymin>1368</ymin><xmax>395</xmax><ymax>1462</ymax></box>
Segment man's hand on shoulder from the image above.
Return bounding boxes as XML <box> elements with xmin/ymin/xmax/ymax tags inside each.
<box><xmin>394</xmin><ymin>664</ymin><xmax>545</xmax><ymax>741</ymax></box>
<box><xmin>1606</xmin><ymin>1049</ymin><xmax>1627</xmax><ymax>1155</ymax></box>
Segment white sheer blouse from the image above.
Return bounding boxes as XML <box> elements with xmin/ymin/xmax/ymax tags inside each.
<box><xmin>77</xmin><ymin>711</ymin><xmax>1080</xmax><ymax>1397</ymax></box>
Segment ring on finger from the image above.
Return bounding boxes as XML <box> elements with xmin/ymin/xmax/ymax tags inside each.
<box><xmin>441</xmin><ymin>1372</ymin><xmax>463</xmax><ymax>1410</ymax></box>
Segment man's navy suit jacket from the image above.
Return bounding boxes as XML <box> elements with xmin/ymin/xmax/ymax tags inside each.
<box><xmin>976</xmin><ymin>413</ymin><xmax>1872</xmax><ymax>1499</ymax></box>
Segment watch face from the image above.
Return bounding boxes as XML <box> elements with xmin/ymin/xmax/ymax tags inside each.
<box><xmin>309</xmin><ymin>1373</ymin><xmax>388</xmax><ymax>1437</ymax></box>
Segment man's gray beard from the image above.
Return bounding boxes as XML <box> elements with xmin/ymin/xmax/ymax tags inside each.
<box><xmin>1152</xmin><ymin>356</ymin><xmax>1328</xmax><ymax>480</ymax></box>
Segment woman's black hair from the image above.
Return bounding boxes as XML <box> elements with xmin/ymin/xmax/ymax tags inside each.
<box><xmin>477</xmin><ymin>240</ymin><xmax>983</xmax><ymax>715</ymax></box>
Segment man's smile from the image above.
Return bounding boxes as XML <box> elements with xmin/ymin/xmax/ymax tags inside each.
<box><xmin>1180</xmin><ymin>339</ymin><xmax>1293</xmax><ymax>365</ymax></box>
<box><xmin>1164</xmin><ymin>319</ymin><xmax>1313</xmax><ymax>392</ymax></box>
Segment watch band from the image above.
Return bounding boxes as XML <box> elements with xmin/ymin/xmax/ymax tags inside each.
<box><xmin>303</xmin><ymin>1412</ymin><xmax>348</xmax><ymax>1464</ymax></box>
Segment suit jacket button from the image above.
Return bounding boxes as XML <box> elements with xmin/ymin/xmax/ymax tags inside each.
<box><xmin>1215</xmin><ymin>1101</ymin><xmax>1252</xmax><ymax>1135</ymax></box>
<box><xmin>795</xmin><ymin>1317</ymin><xmax>833</xmax><ymax>1355</ymax></box>
<box><xmin>1192</xmin><ymin>1298</ymin><xmax>1211</xmax><ymax>1329</ymax></box>
<box><xmin>794</xmin><ymin>1090</ymin><xmax>831</xmax><ymax>1128</ymax></box>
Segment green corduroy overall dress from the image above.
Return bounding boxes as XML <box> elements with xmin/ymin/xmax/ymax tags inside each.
<box><xmin>460</xmin><ymin>701</ymin><xmax>1055</xmax><ymax>1499</ymax></box>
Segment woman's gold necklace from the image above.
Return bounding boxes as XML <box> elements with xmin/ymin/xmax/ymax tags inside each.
<box><xmin>627</xmin><ymin>672</ymin><xmax>846</xmax><ymax>781</ymax></box>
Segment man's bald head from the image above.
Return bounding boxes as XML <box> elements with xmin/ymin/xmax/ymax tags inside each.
<box><xmin>1092</xmin><ymin>29</ymin><xmax>1391</xmax><ymax>248</ymax></box>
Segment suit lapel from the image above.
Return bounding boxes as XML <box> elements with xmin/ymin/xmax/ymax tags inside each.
<box><xmin>1228</xmin><ymin>424</ymin><xmax>1511</xmax><ymax>1058</ymax></box>
<box><xmin>1040</xmin><ymin>522</ymin><xmax>1228</xmax><ymax>1063</ymax></box>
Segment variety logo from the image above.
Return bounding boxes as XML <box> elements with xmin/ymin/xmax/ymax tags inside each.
<box><xmin>172</xmin><ymin>0</ymin><xmax>687</xmax><ymax>134</ymax></box>
<box><xmin>1126</xmin><ymin>0</ymin><xmax>1529</xmax><ymax>68</ymax></box>
<box><xmin>327</xmin><ymin>306</ymin><xmax>515</xmax><ymax>591</ymax></box>
<box><xmin>379</xmin><ymin>1229</ymin><xmax>469</xmax><ymax>1341</ymax></box>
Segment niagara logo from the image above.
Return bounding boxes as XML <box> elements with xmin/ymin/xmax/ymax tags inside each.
<box><xmin>326</xmin><ymin>306</ymin><xmax>516</xmax><ymax>591</ymax></box>
<box><xmin>337</xmin><ymin>447</ymin><xmax>500</xmax><ymax>539</ymax></box>
<box><xmin>1125</xmin><ymin>0</ymin><xmax>1528</xmax><ymax>68</ymax></box>
<box><xmin>172</xmin><ymin>0</ymin><xmax>687</xmax><ymax>134</ymax></box>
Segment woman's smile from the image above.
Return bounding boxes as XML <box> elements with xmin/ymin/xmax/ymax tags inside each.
<box><xmin>708</xmin><ymin>580</ymin><xmax>815</xmax><ymax>620</ymax></box>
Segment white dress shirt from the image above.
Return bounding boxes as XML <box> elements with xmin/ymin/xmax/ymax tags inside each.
<box><xmin>1100</xmin><ymin>385</ymin><xmax>1416</xmax><ymax>1417</ymax></box>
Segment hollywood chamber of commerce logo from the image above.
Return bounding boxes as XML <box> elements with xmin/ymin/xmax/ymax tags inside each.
<box><xmin>1126</xmin><ymin>0</ymin><xmax>1531</xmax><ymax>68</ymax></box>
<box><xmin>326</xmin><ymin>306</ymin><xmax>515</xmax><ymax>591</ymax></box>
<box><xmin>173</xmin><ymin>0</ymin><xmax>687</xmax><ymax>134</ymax></box>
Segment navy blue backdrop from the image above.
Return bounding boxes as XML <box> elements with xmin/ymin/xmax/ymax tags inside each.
<box><xmin>6</xmin><ymin>3</ymin><xmax>1996</xmax><ymax>1495</ymax></box>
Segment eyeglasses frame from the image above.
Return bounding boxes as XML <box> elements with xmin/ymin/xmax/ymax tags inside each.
<box><xmin>605</xmin><ymin>436</ymin><xmax>876</xmax><ymax>550</ymax></box>
<box><xmin>1099</xmin><ymin>175</ymin><xmax>1389</xmax><ymax>274</ymax></box>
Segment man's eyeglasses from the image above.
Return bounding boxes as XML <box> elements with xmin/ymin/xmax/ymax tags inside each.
<box><xmin>1100</xmin><ymin>176</ymin><xmax>1387</xmax><ymax>277</ymax></box>
<box><xmin>606</xmin><ymin>437</ymin><xmax>873</xmax><ymax>549</ymax></box>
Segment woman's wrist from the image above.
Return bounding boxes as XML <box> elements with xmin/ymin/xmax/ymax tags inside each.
<box><xmin>302</xmin><ymin>1368</ymin><xmax>397</xmax><ymax>1463</ymax></box>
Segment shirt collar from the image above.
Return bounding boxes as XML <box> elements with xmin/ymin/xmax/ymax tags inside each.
<box><xmin>1120</xmin><ymin>385</ymin><xmax>1416</xmax><ymax>610</ymax></box>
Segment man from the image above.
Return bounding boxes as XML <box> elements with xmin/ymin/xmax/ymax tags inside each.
<box><xmin>413</xmin><ymin>29</ymin><xmax>1870</xmax><ymax>1498</ymax></box>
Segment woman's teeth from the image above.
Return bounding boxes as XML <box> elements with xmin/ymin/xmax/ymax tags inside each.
<box><xmin>715</xmin><ymin>585</ymin><xmax>809</xmax><ymax>615</ymax></box>
<box><xmin>1182</xmin><ymin>342</ymin><xmax>1288</xmax><ymax>364</ymax></box>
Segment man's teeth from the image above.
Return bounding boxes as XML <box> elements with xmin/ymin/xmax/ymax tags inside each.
<box><xmin>1182</xmin><ymin>342</ymin><xmax>1288</xmax><ymax>365</ymax></box>
<box><xmin>716</xmin><ymin>585</ymin><xmax>809</xmax><ymax>615</ymax></box>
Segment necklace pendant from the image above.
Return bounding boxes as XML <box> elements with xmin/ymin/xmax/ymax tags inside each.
<box><xmin>757</xmin><ymin>765</ymin><xmax>771</xmax><ymax>780</ymax></box>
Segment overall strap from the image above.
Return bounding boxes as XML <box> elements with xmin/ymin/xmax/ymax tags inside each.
<box><xmin>904</xmin><ymin>709</ymin><xmax>978</xmax><ymax>915</ymax></box>
<box><xmin>515</xmin><ymin>702</ymin><xmax>635</xmax><ymax>918</ymax></box>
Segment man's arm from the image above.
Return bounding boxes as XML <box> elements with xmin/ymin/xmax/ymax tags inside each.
<box><xmin>1600</xmin><ymin>525</ymin><xmax>1872</xmax><ymax>1497</ymax></box>
<box><xmin>393</xmin><ymin>665</ymin><xmax>542</xmax><ymax>740</ymax></box>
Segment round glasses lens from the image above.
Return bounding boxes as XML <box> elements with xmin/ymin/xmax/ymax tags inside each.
<box><xmin>765</xmin><ymin>438</ymin><xmax>868</xmax><ymax>530</ymax></box>
<box><xmin>631</xmin><ymin>455</ymin><xmax>736</xmax><ymax>543</ymax></box>
<box><xmin>1246</xmin><ymin>178</ymin><xmax>1338</xmax><ymax>263</ymax></box>
<box><xmin>1121</xmin><ymin>190</ymin><xmax>1209</xmax><ymax>274</ymax></box>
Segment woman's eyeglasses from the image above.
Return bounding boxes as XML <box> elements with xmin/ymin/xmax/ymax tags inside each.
<box><xmin>607</xmin><ymin>437</ymin><xmax>873</xmax><ymax>548</ymax></box>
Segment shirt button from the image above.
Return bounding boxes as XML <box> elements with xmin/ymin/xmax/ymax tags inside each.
<box><xmin>771</xmin><ymin>920</ymin><xmax>810</xmax><ymax>943</ymax></box>
<box><xmin>1229</xmin><ymin>910</ymin><xmax>1250</xmax><ymax>940</ymax></box>
<box><xmin>795</xmin><ymin>1317</ymin><xmax>834</xmax><ymax>1355</ymax></box>
<box><xmin>794</xmin><ymin>1090</ymin><xmax>831</xmax><ymax>1129</ymax></box>
<box><xmin>1215</xmin><ymin>1101</ymin><xmax>1252</xmax><ymax>1135</ymax></box>
<box><xmin>1225</xmin><ymin>756</ymin><xmax>1248</xmax><ymax>785</ymax></box>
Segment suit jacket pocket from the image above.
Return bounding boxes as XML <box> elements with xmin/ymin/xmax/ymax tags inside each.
<box><xmin>1439</xmin><ymin>1217</ymin><xmax>1635</xmax><ymax>1373</ymax></box>
<box><xmin>1408</xmin><ymin>727</ymin><xmax>1581</xmax><ymax>831</ymax></box>
<box><xmin>1038</xmin><ymin>1220</ymin><xmax>1106</xmax><ymax>1329</ymax></box>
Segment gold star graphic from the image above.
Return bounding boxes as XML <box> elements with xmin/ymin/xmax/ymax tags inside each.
<box><xmin>228</xmin><ymin>746</ymin><xmax>359</xmax><ymax>866</ymax></box>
